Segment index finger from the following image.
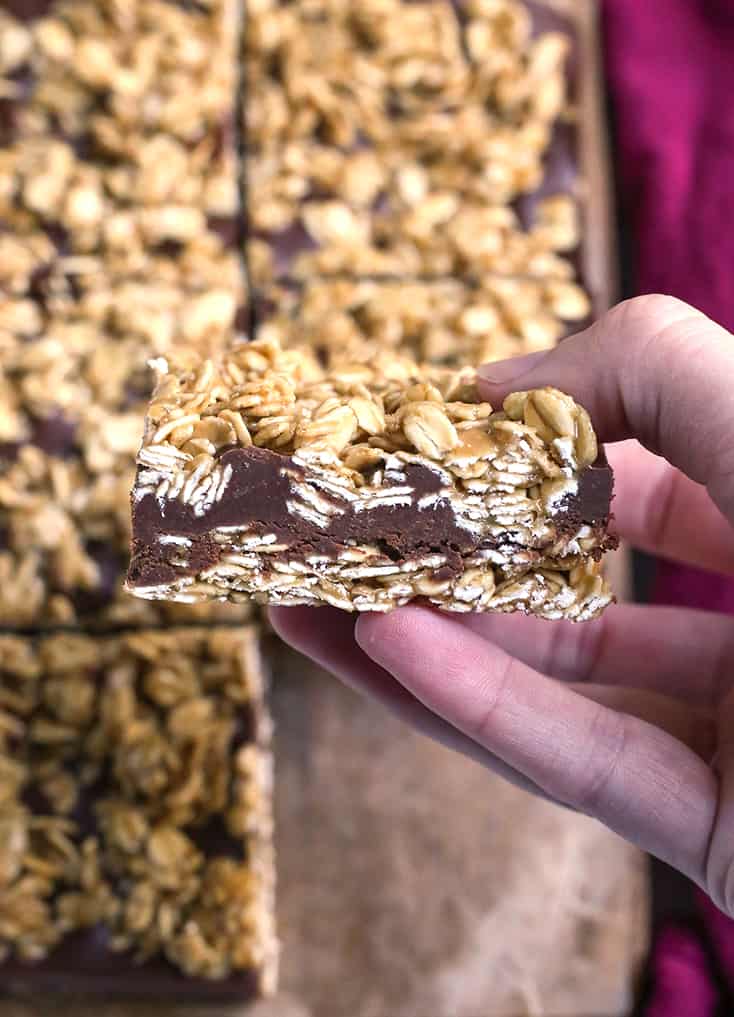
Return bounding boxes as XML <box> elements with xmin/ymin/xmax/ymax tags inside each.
<box><xmin>477</xmin><ymin>295</ymin><xmax>734</xmax><ymax>520</ymax></box>
<box><xmin>356</xmin><ymin>606</ymin><xmax>718</xmax><ymax>882</ymax></box>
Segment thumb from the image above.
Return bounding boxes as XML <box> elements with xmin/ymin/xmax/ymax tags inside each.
<box><xmin>478</xmin><ymin>295</ymin><xmax>734</xmax><ymax>520</ymax></box>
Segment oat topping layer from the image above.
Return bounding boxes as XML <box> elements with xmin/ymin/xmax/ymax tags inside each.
<box><xmin>0</xmin><ymin>627</ymin><xmax>277</xmax><ymax>993</ymax></box>
<box><xmin>127</xmin><ymin>339</ymin><xmax>616</xmax><ymax>619</ymax></box>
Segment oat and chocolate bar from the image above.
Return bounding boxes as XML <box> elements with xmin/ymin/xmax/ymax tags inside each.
<box><xmin>127</xmin><ymin>338</ymin><xmax>616</xmax><ymax>620</ymax></box>
<box><xmin>246</xmin><ymin>0</ymin><xmax>580</xmax><ymax>285</ymax></box>
<box><xmin>255</xmin><ymin>275</ymin><xmax>590</xmax><ymax>369</ymax></box>
<box><xmin>0</xmin><ymin>626</ymin><xmax>277</xmax><ymax>998</ymax></box>
<box><xmin>1</xmin><ymin>0</ymin><xmax>241</xmax><ymax>172</ymax></box>
<box><xmin>0</xmin><ymin>242</ymin><xmax>247</xmax><ymax>630</ymax></box>
<box><xmin>248</xmin><ymin>189</ymin><xmax>582</xmax><ymax>287</ymax></box>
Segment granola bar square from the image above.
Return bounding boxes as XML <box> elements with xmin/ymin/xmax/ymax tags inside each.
<box><xmin>0</xmin><ymin>627</ymin><xmax>277</xmax><ymax>997</ymax></box>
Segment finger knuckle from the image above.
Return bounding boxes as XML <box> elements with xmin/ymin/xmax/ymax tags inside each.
<box><xmin>602</xmin><ymin>295</ymin><xmax>699</xmax><ymax>357</ymax></box>
<box><xmin>572</xmin><ymin>707</ymin><xmax>628</xmax><ymax>814</ymax></box>
<box><xmin>470</xmin><ymin>655</ymin><xmax>516</xmax><ymax>744</ymax></box>
<box><xmin>633</xmin><ymin>292</ymin><xmax>693</xmax><ymax>318</ymax></box>
<box><xmin>619</xmin><ymin>294</ymin><xmax>695</xmax><ymax>331</ymax></box>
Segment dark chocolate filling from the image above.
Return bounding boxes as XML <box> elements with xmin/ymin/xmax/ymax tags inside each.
<box><xmin>0</xmin><ymin>932</ymin><xmax>261</xmax><ymax>1001</ymax></box>
<box><xmin>128</xmin><ymin>445</ymin><xmax>614</xmax><ymax>591</ymax></box>
<box><xmin>1</xmin><ymin>0</ymin><xmax>54</xmax><ymax>21</ymax></box>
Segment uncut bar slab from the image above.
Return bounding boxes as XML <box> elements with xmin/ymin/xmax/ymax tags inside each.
<box><xmin>254</xmin><ymin>275</ymin><xmax>590</xmax><ymax>369</ymax></box>
<box><xmin>0</xmin><ymin>626</ymin><xmax>277</xmax><ymax>999</ymax></box>
<box><xmin>127</xmin><ymin>339</ymin><xmax>616</xmax><ymax>620</ymax></box>
<box><xmin>246</xmin><ymin>0</ymin><xmax>580</xmax><ymax>285</ymax></box>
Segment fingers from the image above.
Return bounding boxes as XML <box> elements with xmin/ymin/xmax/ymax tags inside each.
<box><xmin>477</xmin><ymin>295</ymin><xmax>734</xmax><ymax>521</ymax></box>
<box><xmin>702</xmin><ymin>688</ymin><xmax>734</xmax><ymax>915</ymax></box>
<box><xmin>268</xmin><ymin>605</ymin><xmax>550</xmax><ymax>798</ymax></box>
<box><xmin>356</xmin><ymin>607</ymin><xmax>718</xmax><ymax>879</ymax></box>
<box><xmin>458</xmin><ymin>603</ymin><xmax>734</xmax><ymax>706</ymax></box>
<box><xmin>608</xmin><ymin>440</ymin><xmax>734</xmax><ymax>574</ymax></box>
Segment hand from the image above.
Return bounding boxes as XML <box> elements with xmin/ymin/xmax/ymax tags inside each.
<box><xmin>271</xmin><ymin>295</ymin><xmax>734</xmax><ymax>916</ymax></box>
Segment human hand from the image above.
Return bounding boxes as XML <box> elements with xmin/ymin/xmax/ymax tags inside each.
<box><xmin>271</xmin><ymin>295</ymin><xmax>734</xmax><ymax>915</ymax></box>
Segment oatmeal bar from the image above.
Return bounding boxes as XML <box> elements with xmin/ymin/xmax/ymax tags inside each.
<box><xmin>0</xmin><ymin>626</ymin><xmax>277</xmax><ymax>998</ymax></box>
<box><xmin>127</xmin><ymin>339</ymin><xmax>616</xmax><ymax>620</ymax></box>
<box><xmin>246</xmin><ymin>0</ymin><xmax>581</xmax><ymax>285</ymax></box>
<box><xmin>0</xmin><ymin>0</ymin><xmax>244</xmax><ymax>297</ymax></box>
<box><xmin>0</xmin><ymin>250</ymin><xmax>250</xmax><ymax>628</ymax></box>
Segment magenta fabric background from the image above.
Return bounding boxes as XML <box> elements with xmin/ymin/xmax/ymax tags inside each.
<box><xmin>602</xmin><ymin>0</ymin><xmax>734</xmax><ymax>613</ymax></box>
<box><xmin>601</xmin><ymin>0</ymin><xmax>734</xmax><ymax>1008</ymax></box>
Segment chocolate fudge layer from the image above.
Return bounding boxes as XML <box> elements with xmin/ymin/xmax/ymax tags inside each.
<box><xmin>0</xmin><ymin>627</ymin><xmax>277</xmax><ymax>998</ymax></box>
<box><xmin>127</xmin><ymin>339</ymin><xmax>616</xmax><ymax>620</ymax></box>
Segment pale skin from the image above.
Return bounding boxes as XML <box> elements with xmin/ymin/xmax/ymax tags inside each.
<box><xmin>271</xmin><ymin>294</ymin><xmax>734</xmax><ymax>917</ymax></box>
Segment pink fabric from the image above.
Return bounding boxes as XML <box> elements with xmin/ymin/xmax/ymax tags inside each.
<box><xmin>698</xmin><ymin>891</ymin><xmax>734</xmax><ymax>982</ymax></box>
<box><xmin>602</xmin><ymin>0</ymin><xmax>734</xmax><ymax>612</ymax></box>
<box><xmin>602</xmin><ymin>0</ymin><xmax>734</xmax><ymax>1009</ymax></box>
<box><xmin>645</xmin><ymin>926</ymin><xmax>718</xmax><ymax>1017</ymax></box>
<box><xmin>602</xmin><ymin>0</ymin><xmax>734</xmax><ymax>331</ymax></box>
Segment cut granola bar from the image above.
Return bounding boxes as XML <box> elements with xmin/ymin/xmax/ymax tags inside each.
<box><xmin>0</xmin><ymin>0</ymin><xmax>250</xmax><ymax>629</ymax></box>
<box><xmin>246</xmin><ymin>0</ymin><xmax>582</xmax><ymax>286</ymax></box>
<box><xmin>0</xmin><ymin>626</ymin><xmax>277</xmax><ymax>998</ymax></box>
<box><xmin>127</xmin><ymin>338</ymin><xmax>616</xmax><ymax>620</ymax></box>
<box><xmin>0</xmin><ymin>0</ymin><xmax>246</xmax><ymax>318</ymax></box>
<box><xmin>0</xmin><ymin>271</ymin><xmax>251</xmax><ymax>629</ymax></box>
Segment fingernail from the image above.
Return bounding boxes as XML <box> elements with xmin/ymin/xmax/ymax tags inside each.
<box><xmin>477</xmin><ymin>350</ymin><xmax>549</xmax><ymax>385</ymax></box>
